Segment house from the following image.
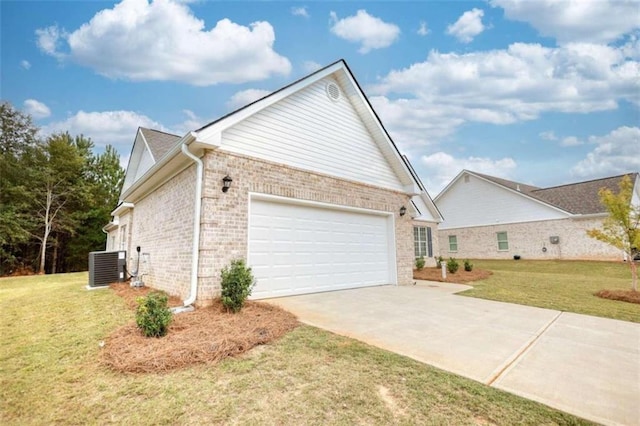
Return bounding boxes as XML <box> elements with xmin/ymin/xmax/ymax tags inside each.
<box><xmin>104</xmin><ymin>60</ymin><xmax>442</xmax><ymax>306</ymax></box>
<box><xmin>434</xmin><ymin>170</ymin><xmax>640</xmax><ymax>260</ymax></box>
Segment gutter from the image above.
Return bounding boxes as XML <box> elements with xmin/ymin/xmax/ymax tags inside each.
<box><xmin>173</xmin><ymin>134</ymin><xmax>203</xmax><ymax>313</ymax></box>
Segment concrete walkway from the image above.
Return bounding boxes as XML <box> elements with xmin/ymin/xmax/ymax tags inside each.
<box><xmin>269</xmin><ymin>282</ymin><xmax>640</xmax><ymax>426</ymax></box>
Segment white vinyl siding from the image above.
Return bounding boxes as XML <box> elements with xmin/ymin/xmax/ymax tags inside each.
<box><xmin>437</xmin><ymin>173</ymin><xmax>568</xmax><ymax>229</ymax></box>
<box><xmin>221</xmin><ymin>77</ymin><xmax>404</xmax><ymax>192</ymax></box>
<box><xmin>248</xmin><ymin>197</ymin><xmax>394</xmax><ymax>299</ymax></box>
<box><xmin>414</xmin><ymin>226</ymin><xmax>432</xmax><ymax>258</ymax></box>
<box><xmin>497</xmin><ymin>232</ymin><xmax>509</xmax><ymax>251</ymax></box>
<box><xmin>448</xmin><ymin>235</ymin><xmax>458</xmax><ymax>252</ymax></box>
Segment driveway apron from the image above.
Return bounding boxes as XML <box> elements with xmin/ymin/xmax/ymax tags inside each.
<box><xmin>269</xmin><ymin>283</ymin><xmax>640</xmax><ymax>426</ymax></box>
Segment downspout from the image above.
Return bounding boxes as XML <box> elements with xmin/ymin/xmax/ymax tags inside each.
<box><xmin>176</xmin><ymin>138</ymin><xmax>203</xmax><ymax>312</ymax></box>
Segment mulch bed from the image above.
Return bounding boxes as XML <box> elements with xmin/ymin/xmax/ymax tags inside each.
<box><xmin>594</xmin><ymin>289</ymin><xmax>640</xmax><ymax>305</ymax></box>
<box><xmin>101</xmin><ymin>283</ymin><xmax>299</xmax><ymax>374</ymax></box>
<box><xmin>413</xmin><ymin>267</ymin><xmax>492</xmax><ymax>284</ymax></box>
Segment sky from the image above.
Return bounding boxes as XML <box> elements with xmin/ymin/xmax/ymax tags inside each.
<box><xmin>1</xmin><ymin>0</ymin><xmax>639</xmax><ymax>196</ymax></box>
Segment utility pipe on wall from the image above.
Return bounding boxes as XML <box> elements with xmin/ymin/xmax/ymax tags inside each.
<box><xmin>180</xmin><ymin>138</ymin><xmax>203</xmax><ymax>308</ymax></box>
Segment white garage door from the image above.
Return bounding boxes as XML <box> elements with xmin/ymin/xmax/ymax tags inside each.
<box><xmin>248</xmin><ymin>196</ymin><xmax>395</xmax><ymax>299</ymax></box>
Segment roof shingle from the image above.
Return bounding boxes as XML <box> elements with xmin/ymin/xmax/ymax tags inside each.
<box><xmin>471</xmin><ymin>171</ymin><xmax>638</xmax><ymax>215</ymax></box>
<box><xmin>140</xmin><ymin>128</ymin><xmax>181</xmax><ymax>162</ymax></box>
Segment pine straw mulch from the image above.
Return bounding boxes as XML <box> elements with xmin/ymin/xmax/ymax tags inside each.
<box><xmin>101</xmin><ymin>283</ymin><xmax>299</xmax><ymax>374</ymax></box>
<box><xmin>594</xmin><ymin>289</ymin><xmax>640</xmax><ymax>305</ymax></box>
<box><xmin>413</xmin><ymin>267</ymin><xmax>492</xmax><ymax>284</ymax></box>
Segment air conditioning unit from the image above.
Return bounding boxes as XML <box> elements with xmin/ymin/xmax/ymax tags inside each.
<box><xmin>88</xmin><ymin>250</ymin><xmax>127</xmax><ymax>287</ymax></box>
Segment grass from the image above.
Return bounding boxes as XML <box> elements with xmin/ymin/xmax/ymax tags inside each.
<box><xmin>461</xmin><ymin>260</ymin><xmax>640</xmax><ymax>323</ymax></box>
<box><xmin>0</xmin><ymin>273</ymin><xmax>591</xmax><ymax>425</ymax></box>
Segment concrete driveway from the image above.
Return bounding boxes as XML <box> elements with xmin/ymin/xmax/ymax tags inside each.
<box><xmin>269</xmin><ymin>282</ymin><xmax>640</xmax><ymax>426</ymax></box>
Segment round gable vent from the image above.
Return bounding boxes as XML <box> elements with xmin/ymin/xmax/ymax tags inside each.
<box><xmin>326</xmin><ymin>82</ymin><xmax>341</xmax><ymax>101</ymax></box>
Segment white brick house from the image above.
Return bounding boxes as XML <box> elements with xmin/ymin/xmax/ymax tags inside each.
<box><xmin>434</xmin><ymin>170</ymin><xmax>640</xmax><ymax>260</ymax></box>
<box><xmin>104</xmin><ymin>60</ymin><xmax>442</xmax><ymax>307</ymax></box>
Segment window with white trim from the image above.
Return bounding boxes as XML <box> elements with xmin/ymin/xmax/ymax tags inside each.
<box><xmin>448</xmin><ymin>235</ymin><xmax>458</xmax><ymax>252</ymax></box>
<box><xmin>497</xmin><ymin>232</ymin><xmax>509</xmax><ymax>251</ymax></box>
<box><xmin>414</xmin><ymin>226</ymin><xmax>432</xmax><ymax>258</ymax></box>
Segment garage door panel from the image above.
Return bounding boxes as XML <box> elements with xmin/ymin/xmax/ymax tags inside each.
<box><xmin>249</xmin><ymin>198</ymin><xmax>394</xmax><ymax>299</ymax></box>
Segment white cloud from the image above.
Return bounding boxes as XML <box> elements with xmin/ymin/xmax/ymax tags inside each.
<box><xmin>20</xmin><ymin>60</ymin><xmax>31</xmax><ymax>70</ymax></box>
<box><xmin>572</xmin><ymin>126</ymin><xmax>640</xmax><ymax>178</ymax></box>
<box><xmin>330</xmin><ymin>10</ymin><xmax>400</xmax><ymax>54</ymax></box>
<box><xmin>369</xmin><ymin>42</ymin><xmax>639</xmax><ymax>150</ymax></box>
<box><xmin>417</xmin><ymin>21</ymin><xmax>430</xmax><ymax>36</ymax></box>
<box><xmin>539</xmin><ymin>131</ymin><xmax>558</xmax><ymax>141</ymax></box>
<box><xmin>35</xmin><ymin>0</ymin><xmax>291</xmax><ymax>86</ymax></box>
<box><xmin>446</xmin><ymin>8</ymin><xmax>485</xmax><ymax>43</ymax></box>
<box><xmin>226</xmin><ymin>89</ymin><xmax>271</xmax><ymax>110</ymax></box>
<box><xmin>41</xmin><ymin>110</ymin><xmax>168</xmax><ymax>152</ymax></box>
<box><xmin>35</xmin><ymin>25</ymin><xmax>67</xmax><ymax>59</ymax></box>
<box><xmin>421</xmin><ymin>152</ymin><xmax>517</xmax><ymax>195</ymax></box>
<box><xmin>23</xmin><ymin>99</ymin><xmax>51</xmax><ymax>119</ymax></box>
<box><xmin>560</xmin><ymin>136</ymin><xmax>583</xmax><ymax>147</ymax></box>
<box><xmin>291</xmin><ymin>6</ymin><xmax>309</xmax><ymax>18</ymax></box>
<box><xmin>491</xmin><ymin>0</ymin><xmax>640</xmax><ymax>44</ymax></box>
<box><xmin>302</xmin><ymin>60</ymin><xmax>322</xmax><ymax>73</ymax></box>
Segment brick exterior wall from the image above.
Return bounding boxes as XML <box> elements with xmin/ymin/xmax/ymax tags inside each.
<box><xmin>193</xmin><ymin>149</ymin><xmax>414</xmax><ymax>305</ymax></box>
<box><xmin>121</xmin><ymin>149</ymin><xmax>414</xmax><ymax>305</ymax></box>
<box><xmin>128</xmin><ymin>165</ymin><xmax>196</xmax><ymax>299</ymax></box>
<box><xmin>438</xmin><ymin>217</ymin><xmax>623</xmax><ymax>261</ymax></box>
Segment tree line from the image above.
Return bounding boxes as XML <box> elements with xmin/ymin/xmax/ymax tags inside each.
<box><xmin>0</xmin><ymin>101</ymin><xmax>125</xmax><ymax>275</ymax></box>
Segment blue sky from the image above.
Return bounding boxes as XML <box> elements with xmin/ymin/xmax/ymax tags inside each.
<box><xmin>2</xmin><ymin>0</ymin><xmax>639</xmax><ymax>195</ymax></box>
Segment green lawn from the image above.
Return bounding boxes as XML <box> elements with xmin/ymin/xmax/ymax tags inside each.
<box><xmin>0</xmin><ymin>273</ymin><xmax>590</xmax><ymax>425</ymax></box>
<box><xmin>461</xmin><ymin>260</ymin><xmax>640</xmax><ymax>323</ymax></box>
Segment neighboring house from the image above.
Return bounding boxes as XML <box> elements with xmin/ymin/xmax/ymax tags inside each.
<box><xmin>104</xmin><ymin>60</ymin><xmax>442</xmax><ymax>306</ymax></box>
<box><xmin>434</xmin><ymin>170</ymin><xmax>640</xmax><ymax>260</ymax></box>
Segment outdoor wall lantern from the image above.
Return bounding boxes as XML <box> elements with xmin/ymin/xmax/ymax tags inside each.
<box><xmin>222</xmin><ymin>175</ymin><xmax>233</xmax><ymax>193</ymax></box>
<box><xmin>399</xmin><ymin>206</ymin><xmax>407</xmax><ymax>216</ymax></box>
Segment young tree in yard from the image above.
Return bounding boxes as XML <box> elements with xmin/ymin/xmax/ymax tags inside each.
<box><xmin>27</xmin><ymin>133</ymin><xmax>91</xmax><ymax>274</ymax></box>
<box><xmin>587</xmin><ymin>175</ymin><xmax>640</xmax><ymax>291</ymax></box>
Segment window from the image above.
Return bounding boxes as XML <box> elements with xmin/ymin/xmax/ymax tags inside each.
<box><xmin>497</xmin><ymin>232</ymin><xmax>509</xmax><ymax>251</ymax></box>
<box><xmin>448</xmin><ymin>235</ymin><xmax>458</xmax><ymax>252</ymax></box>
<box><xmin>414</xmin><ymin>226</ymin><xmax>433</xmax><ymax>258</ymax></box>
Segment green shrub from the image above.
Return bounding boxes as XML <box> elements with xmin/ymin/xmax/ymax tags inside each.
<box><xmin>221</xmin><ymin>259</ymin><xmax>255</xmax><ymax>313</ymax></box>
<box><xmin>464</xmin><ymin>259</ymin><xmax>473</xmax><ymax>272</ymax></box>
<box><xmin>136</xmin><ymin>292</ymin><xmax>172</xmax><ymax>338</ymax></box>
<box><xmin>415</xmin><ymin>256</ymin><xmax>426</xmax><ymax>270</ymax></box>
<box><xmin>447</xmin><ymin>257</ymin><xmax>459</xmax><ymax>274</ymax></box>
<box><xmin>436</xmin><ymin>256</ymin><xmax>444</xmax><ymax>268</ymax></box>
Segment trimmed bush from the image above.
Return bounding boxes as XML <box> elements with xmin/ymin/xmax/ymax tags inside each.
<box><xmin>415</xmin><ymin>256</ymin><xmax>426</xmax><ymax>270</ymax></box>
<box><xmin>436</xmin><ymin>256</ymin><xmax>444</xmax><ymax>268</ymax></box>
<box><xmin>447</xmin><ymin>257</ymin><xmax>459</xmax><ymax>274</ymax></box>
<box><xmin>221</xmin><ymin>259</ymin><xmax>255</xmax><ymax>313</ymax></box>
<box><xmin>136</xmin><ymin>292</ymin><xmax>172</xmax><ymax>338</ymax></box>
<box><xmin>464</xmin><ymin>259</ymin><xmax>473</xmax><ymax>272</ymax></box>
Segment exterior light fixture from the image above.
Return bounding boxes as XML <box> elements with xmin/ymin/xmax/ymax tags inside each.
<box><xmin>399</xmin><ymin>206</ymin><xmax>407</xmax><ymax>216</ymax></box>
<box><xmin>222</xmin><ymin>175</ymin><xmax>233</xmax><ymax>193</ymax></box>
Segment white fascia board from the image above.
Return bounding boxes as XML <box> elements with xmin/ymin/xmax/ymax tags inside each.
<box><xmin>434</xmin><ymin>169</ymin><xmax>468</xmax><ymax>202</ymax></box>
<box><xmin>111</xmin><ymin>202</ymin><xmax>134</xmax><ymax>217</ymax></box>
<box><xmin>337</xmin><ymin>68</ymin><xmax>417</xmax><ymax>189</ymax></box>
<box><xmin>120</xmin><ymin>132</ymin><xmax>199</xmax><ymax>202</ymax></box>
<box><xmin>438</xmin><ymin>215</ymin><xmax>577</xmax><ymax>230</ymax></box>
<box><xmin>139</xmin><ymin>129</ymin><xmax>155</xmax><ymax>162</ymax></box>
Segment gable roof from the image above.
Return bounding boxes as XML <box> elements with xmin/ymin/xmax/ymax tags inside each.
<box><xmin>473</xmin><ymin>172</ymin><xmax>540</xmax><ymax>194</ymax></box>
<box><xmin>439</xmin><ymin>170</ymin><xmax>638</xmax><ymax>216</ymax></box>
<box><xmin>140</xmin><ymin>128</ymin><xmax>181</xmax><ymax>162</ymax></box>
<box><xmin>118</xmin><ymin>60</ymin><xmax>442</xmax><ymax>222</ymax></box>
<box><xmin>530</xmin><ymin>173</ymin><xmax>639</xmax><ymax>214</ymax></box>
